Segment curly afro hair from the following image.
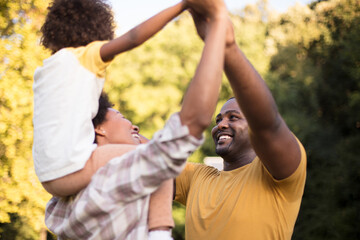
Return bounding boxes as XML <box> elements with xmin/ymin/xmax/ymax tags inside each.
<box><xmin>92</xmin><ymin>92</ymin><xmax>114</xmax><ymax>129</ymax></box>
<box><xmin>41</xmin><ymin>0</ymin><xmax>115</xmax><ymax>53</ymax></box>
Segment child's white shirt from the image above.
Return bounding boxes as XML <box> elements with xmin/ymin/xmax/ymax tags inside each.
<box><xmin>33</xmin><ymin>41</ymin><xmax>110</xmax><ymax>182</ymax></box>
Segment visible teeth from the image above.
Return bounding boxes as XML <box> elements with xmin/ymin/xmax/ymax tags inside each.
<box><xmin>132</xmin><ymin>134</ymin><xmax>140</xmax><ymax>139</ymax></box>
<box><xmin>219</xmin><ymin>135</ymin><xmax>231</xmax><ymax>140</ymax></box>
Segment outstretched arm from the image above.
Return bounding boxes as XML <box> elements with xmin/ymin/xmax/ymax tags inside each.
<box><xmin>223</xmin><ymin>21</ymin><xmax>301</xmax><ymax>179</ymax></box>
<box><xmin>179</xmin><ymin>1</ymin><xmax>228</xmax><ymax>139</ymax></box>
<box><xmin>100</xmin><ymin>2</ymin><xmax>186</xmax><ymax>62</ymax></box>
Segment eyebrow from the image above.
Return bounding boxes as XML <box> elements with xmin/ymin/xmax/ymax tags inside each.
<box><xmin>216</xmin><ymin>110</ymin><xmax>241</xmax><ymax>118</ymax></box>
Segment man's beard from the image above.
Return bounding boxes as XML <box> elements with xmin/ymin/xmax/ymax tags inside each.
<box><xmin>215</xmin><ymin>142</ymin><xmax>232</xmax><ymax>157</ymax></box>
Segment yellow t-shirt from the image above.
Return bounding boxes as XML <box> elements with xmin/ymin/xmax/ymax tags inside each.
<box><xmin>175</xmin><ymin>140</ymin><xmax>306</xmax><ymax>240</ymax></box>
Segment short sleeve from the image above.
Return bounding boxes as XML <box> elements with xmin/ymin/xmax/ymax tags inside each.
<box><xmin>68</xmin><ymin>41</ymin><xmax>110</xmax><ymax>78</ymax></box>
<box><xmin>175</xmin><ymin>162</ymin><xmax>200</xmax><ymax>205</ymax></box>
<box><xmin>269</xmin><ymin>137</ymin><xmax>307</xmax><ymax>201</ymax></box>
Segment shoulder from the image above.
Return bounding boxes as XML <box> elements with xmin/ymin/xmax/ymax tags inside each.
<box><xmin>178</xmin><ymin>162</ymin><xmax>219</xmax><ymax>184</ymax></box>
<box><xmin>67</xmin><ymin>41</ymin><xmax>111</xmax><ymax>76</ymax></box>
<box><xmin>260</xmin><ymin>137</ymin><xmax>307</xmax><ymax>187</ymax></box>
<box><xmin>184</xmin><ymin>162</ymin><xmax>219</xmax><ymax>175</ymax></box>
<box><xmin>175</xmin><ymin>162</ymin><xmax>219</xmax><ymax>204</ymax></box>
<box><xmin>66</xmin><ymin>41</ymin><xmax>107</xmax><ymax>58</ymax></box>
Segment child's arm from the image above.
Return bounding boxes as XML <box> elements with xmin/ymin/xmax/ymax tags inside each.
<box><xmin>100</xmin><ymin>1</ymin><xmax>186</xmax><ymax>62</ymax></box>
<box><xmin>42</xmin><ymin>144</ymin><xmax>137</xmax><ymax>197</ymax></box>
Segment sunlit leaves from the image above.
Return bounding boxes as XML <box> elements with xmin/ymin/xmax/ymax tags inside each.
<box><xmin>1</xmin><ymin>0</ymin><xmax>359</xmax><ymax>239</ymax></box>
<box><xmin>0</xmin><ymin>0</ymin><xmax>51</xmax><ymax>237</ymax></box>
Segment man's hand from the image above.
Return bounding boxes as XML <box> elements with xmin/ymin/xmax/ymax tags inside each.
<box><xmin>190</xmin><ymin>9</ymin><xmax>235</xmax><ymax>47</ymax></box>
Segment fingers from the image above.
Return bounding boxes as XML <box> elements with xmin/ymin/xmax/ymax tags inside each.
<box><xmin>188</xmin><ymin>9</ymin><xmax>207</xmax><ymax>41</ymax></box>
<box><xmin>186</xmin><ymin>0</ymin><xmax>227</xmax><ymax>19</ymax></box>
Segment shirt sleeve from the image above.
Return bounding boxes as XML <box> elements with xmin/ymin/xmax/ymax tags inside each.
<box><xmin>175</xmin><ymin>162</ymin><xmax>200</xmax><ymax>205</ymax></box>
<box><xmin>89</xmin><ymin>113</ymin><xmax>204</xmax><ymax>203</ymax></box>
<box><xmin>69</xmin><ymin>41</ymin><xmax>110</xmax><ymax>78</ymax></box>
<box><xmin>263</xmin><ymin>137</ymin><xmax>307</xmax><ymax>202</ymax></box>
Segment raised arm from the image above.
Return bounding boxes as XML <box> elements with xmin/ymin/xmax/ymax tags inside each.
<box><xmin>179</xmin><ymin>0</ymin><xmax>228</xmax><ymax>139</ymax></box>
<box><xmin>100</xmin><ymin>2</ymin><xmax>186</xmax><ymax>62</ymax></box>
<box><xmin>192</xmin><ymin>16</ymin><xmax>301</xmax><ymax>179</ymax></box>
<box><xmin>223</xmin><ymin>21</ymin><xmax>301</xmax><ymax>179</ymax></box>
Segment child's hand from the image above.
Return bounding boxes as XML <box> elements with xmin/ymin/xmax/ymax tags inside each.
<box><xmin>185</xmin><ymin>0</ymin><xmax>227</xmax><ymax>19</ymax></box>
<box><xmin>190</xmin><ymin>9</ymin><xmax>235</xmax><ymax>46</ymax></box>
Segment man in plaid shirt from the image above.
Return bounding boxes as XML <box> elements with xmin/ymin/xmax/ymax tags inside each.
<box><xmin>44</xmin><ymin>0</ymin><xmax>229</xmax><ymax>238</ymax></box>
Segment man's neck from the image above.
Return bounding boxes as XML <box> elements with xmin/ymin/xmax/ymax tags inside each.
<box><xmin>222</xmin><ymin>149</ymin><xmax>256</xmax><ymax>171</ymax></box>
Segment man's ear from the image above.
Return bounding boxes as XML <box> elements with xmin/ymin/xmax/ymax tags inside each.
<box><xmin>95</xmin><ymin>126</ymin><xmax>106</xmax><ymax>137</ymax></box>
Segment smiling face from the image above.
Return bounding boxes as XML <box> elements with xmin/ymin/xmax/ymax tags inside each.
<box><xmin>96</xmin><ymin>108</ymin><xmax>141</xmax><ymax>145</ymax></box>
<box><xmin>211</xmin><ymin>98</ymin><xmax>252</xmax><ymax>159</ymax></box>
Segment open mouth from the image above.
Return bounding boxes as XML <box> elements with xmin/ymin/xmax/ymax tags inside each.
<box><xmin>217</xmin><ymin>134</ymin><xmax>233</xmax><ymax>144</ymax></box>
<box><xmin>132</xmin><ymin>133</ymin><xmax>140</xmax><ymax>141</ymax></box>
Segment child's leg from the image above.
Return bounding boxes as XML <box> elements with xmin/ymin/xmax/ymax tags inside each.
<box><xmin>148</xmin><ymin>179</ymin><xmax>175</xmax><ymax>231</ymax></box>
<box><xmin>42</xmin><ymin>144</ymin><xmax>136</xmax><ymax>197</ymax></box>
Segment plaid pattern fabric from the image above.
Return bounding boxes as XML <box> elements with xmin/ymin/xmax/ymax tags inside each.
<box><xmin>45</xmin><ymin>113</ymin><xmax>203</xmax><ymax>240</ymax></box>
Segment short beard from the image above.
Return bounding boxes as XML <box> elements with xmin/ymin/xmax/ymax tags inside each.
<box><xmin>215</xmin><ymin>144</ymin><xmax>231</xmax><ymax>158</ymax></box>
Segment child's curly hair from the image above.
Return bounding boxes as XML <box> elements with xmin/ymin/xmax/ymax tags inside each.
<box><xmin>41</xmin><ymin>0</ymin><xmax>115</xmax><ymax>53</ymax></box>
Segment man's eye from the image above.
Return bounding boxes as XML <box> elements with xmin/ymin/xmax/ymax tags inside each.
<box><xmin>230</xmin><ymin>115</ymin><xmax>239</xmax><ymax>120</ymax></box>
<box><xmin>215</xmin><ymin>118</ymin><xmax>222</xmax><ymax>124</ymax></box>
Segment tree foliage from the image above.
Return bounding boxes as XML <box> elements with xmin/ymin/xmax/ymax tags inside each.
<box><xmin>0</xmin><ymin>0</ymin><xmax>51</xmax><ymax>239</ymax></box>
<box><xmin>265</xmin><ymin>0</ymin><xmax>360</xmax><ymax>239</ymax></box>
<box><xmin>0</xmin><ymin>0</ymin><xmax>359</xmax><ymax>239</ymax></box>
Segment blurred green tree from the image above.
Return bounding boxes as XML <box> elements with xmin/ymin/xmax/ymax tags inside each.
<box><xmin>1</xmin><ymin>0</ymin><xmax>359</xmax><ymax>239</ymax></box>
<box><xmin>0</xmin><ymin>0</ymin><xmax>52</xmax><ymax>239</ymax></box>
<box><xmin>266</xmin><ymin>0</ymin><xmax>360</xmax><ymax>238</ymax></box>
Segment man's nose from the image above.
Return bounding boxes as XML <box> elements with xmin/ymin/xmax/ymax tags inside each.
<box><xmin>217</xmin><ymin>119</ymin><xmax>229</xmax><ymax>129</ymax></box>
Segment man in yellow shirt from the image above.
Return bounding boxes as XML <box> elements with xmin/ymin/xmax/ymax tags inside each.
<box><xmin>175</xmin><ymin>10</ymin><xmax>307</xmax><ymax>240</ymax></box>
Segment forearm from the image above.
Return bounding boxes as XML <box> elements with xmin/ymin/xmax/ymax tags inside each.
<box><xmin>128</xmin><ymin>2</ymin><xmax>185</xmax><ymax>46</ymax></box>
<box><xmin>224</xmin><ymin>44</ymin><xmax>280</xmax><ymax>132</ymax></box>
<box><xmin>180</xmin><ymin>13</ymin><xmax>228</xmax><ymax>138</ymax></box>
<box><xmin>101</xmin><ymin>2</ymin><xmax>185</xmax><ymax>61</ymax></box>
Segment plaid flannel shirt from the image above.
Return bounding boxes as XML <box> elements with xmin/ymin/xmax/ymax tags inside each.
<box><xmin>45</xmin><ymin>113</ymin><xmax>203</xmax><ymax>239</ymax></box>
